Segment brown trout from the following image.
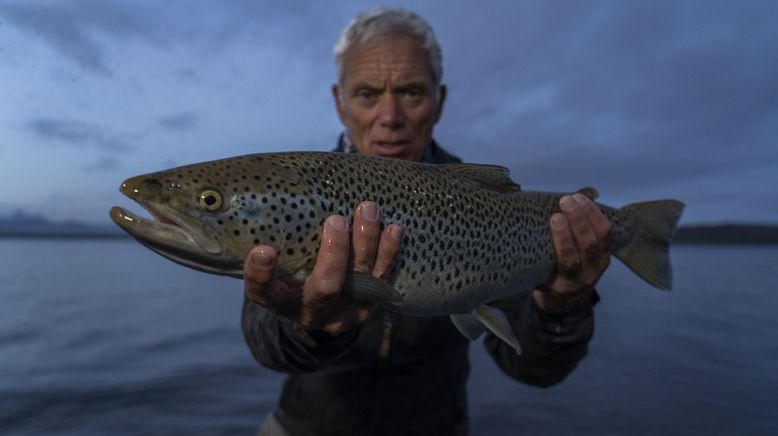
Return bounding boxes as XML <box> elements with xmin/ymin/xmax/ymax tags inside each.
<box><xmin>110</xmin><ymin>152</ymin><xmax>684</xmax><ymax>352</ymax></box>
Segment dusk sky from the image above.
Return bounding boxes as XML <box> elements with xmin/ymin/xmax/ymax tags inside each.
<box><xmin>1</xmin><ymin>0</ymin><xmax>776</xmax><ymax>225</ymax></box>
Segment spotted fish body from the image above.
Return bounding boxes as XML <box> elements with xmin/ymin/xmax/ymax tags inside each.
<box><xmin>111</xmin><ymin>152</ymin><xmax>684</xmax><ymax>350</ymax></box>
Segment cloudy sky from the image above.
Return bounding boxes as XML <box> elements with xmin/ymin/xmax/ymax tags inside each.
<box><xmin>1</xmin><ymin>0</ymin><xmax>776</xmax><ymax>225</ymax></box>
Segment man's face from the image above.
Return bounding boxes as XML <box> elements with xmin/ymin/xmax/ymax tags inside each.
<box><xmin>333</xmin><ymin>34</ymin><xmax>446</xmax><ymax>162</ymax></box>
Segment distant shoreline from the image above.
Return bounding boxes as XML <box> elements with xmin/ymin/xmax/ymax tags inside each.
<box><xmin>673</xmin><ymin>224</ymin><xmax>778</xmax><ymax>245</ymax></box>
<box><xmin>2</xmin><ymin>224</ymin><xmax>778</xmax><ymax>245</ymax></box>
<box><xmin>0</xmin><ymin>232</ymin><xmax>129</xmax><ymax>240</ymax></box>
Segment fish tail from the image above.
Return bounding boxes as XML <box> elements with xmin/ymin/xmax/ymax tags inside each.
<box><xmin>614</xmin><ymin>200</ymin><xmax>685</xmax><ymax>290</ymax></box>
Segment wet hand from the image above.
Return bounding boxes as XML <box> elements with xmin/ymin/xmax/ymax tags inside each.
<box><xmin>534</xmin><ymin>193</ymin><xmax>611</xmax><ymax>314</ymax></box>
<box><xmin>243</xmin><ymin>201</ymin><xmax>403</xmax><ymax>335</ymax></box>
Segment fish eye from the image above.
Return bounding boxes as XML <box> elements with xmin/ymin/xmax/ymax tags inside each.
<box><xmin>198</xmin><ymin>190</ymin><xmax>223</xmax><ymax>211</ymax></box>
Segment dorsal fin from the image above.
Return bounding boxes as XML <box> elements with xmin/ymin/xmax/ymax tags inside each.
<box><xmin>576</xmin><ymin>187</ymin><xmax>599</xmax><ymax>200</ymax></box>
<box><xmin>437</xmin><ymin>163</ymin><xmax>521</xmax><ymax>193</ymax></box>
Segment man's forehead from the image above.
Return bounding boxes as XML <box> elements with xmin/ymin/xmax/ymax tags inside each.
<box><xmin>345</xmin><ymin>66</ymin><xmax>433</xmax><ymax>87</ymax></box>
<box><xmin>341</xmin><ymin>35</ymin><xmax>435</xmax><ymax>86</ymax></box>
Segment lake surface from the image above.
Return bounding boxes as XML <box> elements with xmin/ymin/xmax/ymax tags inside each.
<box><xmin>1</xmin><ymin>240</ymin><xmax>776</xmax><ymax>435</ymax></box>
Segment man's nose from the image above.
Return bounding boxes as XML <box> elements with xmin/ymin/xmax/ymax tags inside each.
<box><xmin>377</xmin><ymin>95</ymin><xmax>405</xmax><ymax>128</ymax></box>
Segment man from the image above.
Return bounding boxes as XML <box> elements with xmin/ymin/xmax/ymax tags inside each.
<box><xmin>242</xmin><ymin>7</ymin><xmax>610</xmax><ymax>435</ymax></box>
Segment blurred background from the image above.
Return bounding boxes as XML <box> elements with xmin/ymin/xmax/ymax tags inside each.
<box><xmin>1</xmin><ymin>0</ymin><xmax>776</xmax><ymax>434</ymax></box>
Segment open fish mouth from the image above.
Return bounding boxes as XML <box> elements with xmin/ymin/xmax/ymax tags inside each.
<box><xmin>110</xmin><ymin>202</ymin><xmax>242</xmax><ymax>276</ymax></box>
<box><xmin>111</xmin><ymin>193</ymin><xmax>224</xmax><ymax>256</ymax></box>
<box><xmin>110</xmin><ymin>203</ymin><xmax>193</xmax><ymax>246</ymax></box>
<box><xmin>111</xmin><ymin>203</ymin><xmax>200</xmax><ymax>255</ymax></box>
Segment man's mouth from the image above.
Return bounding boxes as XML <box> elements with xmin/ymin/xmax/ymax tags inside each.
<box><xmin>371</xmin><ymin>141</ymin><xmax>410</xmax><ymax>154</ymax></box>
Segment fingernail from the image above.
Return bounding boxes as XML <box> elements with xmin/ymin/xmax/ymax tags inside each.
<box><xmin>560</xmin><ymin>196</ymin><xmax>577</xmax><ymax>212</ymax></box>
<box><xmin>551</xmin><ymin>214</ymin><xmax>566</xmax><ymax>229</ymax></box>
<box><xmin>572</xmin><ymin>193</ymin><xmax>588</xmax><ymax>203</ymax></box>
<box><xmin>389</xmin><ymin>225</ymin><xmax>404</xmax><ymax>241</ymax></box>
<box><xmin>251</xmin><ymin>251</ymin><xmax>273</xmax><ymax>267</ymax></box>
<box><xmin>327</xmin><ymin>215</ymin><xmax>347</xmax><ymax>231</ymax></box>
<box><xmin>360</xmin><ymin>202</ymin><xmax>379</xmax><ymax>222</ymax></box>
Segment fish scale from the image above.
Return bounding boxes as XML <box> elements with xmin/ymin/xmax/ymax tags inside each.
<box><xmin>111</xmin><ymin>151</ymin><xmax>684</xmax><ymax>351</ymax></box>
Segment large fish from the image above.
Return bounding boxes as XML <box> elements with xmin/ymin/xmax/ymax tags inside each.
<box><xmin>110</xmin><ymin>152</ymin><xmax>684</xmax><ymax>353</ymax></box>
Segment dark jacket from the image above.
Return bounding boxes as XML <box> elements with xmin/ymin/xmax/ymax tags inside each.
<box><xmin>242</xmin><ymin>138</ymin><xmax>596</xmax><ymax>436</ymax></box>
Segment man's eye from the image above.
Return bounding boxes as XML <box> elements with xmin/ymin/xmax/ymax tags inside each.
<box><xmin>403</xmin><ymin>89</ymin><xmax>424</xmax><ymax>100</ymax></box>
<box><xmin>356</xmin><ymin>90</ymin><xmax>377</xmax><ymax>99</ymax></box>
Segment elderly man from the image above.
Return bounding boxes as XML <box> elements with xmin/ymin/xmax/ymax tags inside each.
<box><xmin>242</xmin><ymin>7</ymin><xmax>610</xmax><ymax>436</ymax></box>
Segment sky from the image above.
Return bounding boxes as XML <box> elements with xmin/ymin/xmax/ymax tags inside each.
<box><xmin>0</xmin><ymin>0</ymin><xmax>776</xmax><ymax>225</ymax></box>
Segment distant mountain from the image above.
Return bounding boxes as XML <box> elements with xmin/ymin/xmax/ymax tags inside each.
<box><xmin>673</xmin><ymin>224</ymin><xmax>778</xmax><ymax>245</ymax></box>
<box><xmin>0</xmin><ymin>210</ymin><xmax>126</xmax><ymax>238</ymax></box>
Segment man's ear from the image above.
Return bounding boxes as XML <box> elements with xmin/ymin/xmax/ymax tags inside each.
<box><xmin>434</xmin><ymin>84</ymin><xmax>447</xmax><ymax>123</ymax></box>
<box><xmin>332</xmin><ymin>84</ymin><xmax>348</xmax><ymax>124</ymax></box>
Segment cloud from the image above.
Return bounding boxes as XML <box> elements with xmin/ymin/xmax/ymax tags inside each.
<box><xmin>0</xmin><ymin>0</ymin><xmax>156</xmax><ymax>76</ymax></box>
<box><xmin>82</xmin><ymin>157</ymin><xmax>121</xmax><ymax>173</ymax></box>
<box><xmin>28</xmin><ymin>119</ymin><xmax>136</xmax><ymax>151</ymax></box>
<box><xmin>0</xmin><ymin>0</ymin><xmax>335</xmax><ymax>77</ymax></box>
<box><xmin>157</xmin><ymin>112</ymin><xmax>197</xmax><ymax>132</ymax></box>
<box><xmin>437</xmin><ymin>0</ymin><xmax>778</xmax><ymax>195</ymax></box>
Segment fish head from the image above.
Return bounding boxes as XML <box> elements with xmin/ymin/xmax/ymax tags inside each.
<box><xmin>110</xmin><ymin>155</ymin><xmax>312</xmax><ymax>278</ymax></box>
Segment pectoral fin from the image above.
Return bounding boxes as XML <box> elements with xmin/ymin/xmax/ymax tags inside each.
<box><xmin>473</xmin><ymin>305</ymin><xmax>523</xmax><ymax>354</ymax></box>
<box><xmin>343</xmin><ymin>271</ymin><xmax>403</xmax><ymax>304</ymax></box>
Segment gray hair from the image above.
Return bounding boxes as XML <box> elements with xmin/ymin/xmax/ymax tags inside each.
<box><xmin>334</xmin><ymin>7</ymin><xmax>443</xmax><ymax>85</ymax></box>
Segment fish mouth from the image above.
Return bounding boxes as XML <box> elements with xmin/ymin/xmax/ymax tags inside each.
<box><xmin>110</xmin><ymin>202</ymin><xmax>194</xmax><ymax>246</ymax></box>
<box><xmin>110</xmin><ymin>201</ymin><xmax>235</xmax><ymax>276</ymax></box>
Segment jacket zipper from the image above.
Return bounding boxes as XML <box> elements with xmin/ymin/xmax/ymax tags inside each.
<box><xmin>378</xmin><ymin>311</ymin><xmax>393</xmax><ymax>359</ymax></box>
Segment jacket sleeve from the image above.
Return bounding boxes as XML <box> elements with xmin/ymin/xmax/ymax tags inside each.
<box><xmin>241</xmin><ymin>298</ymin><xmax>360</xmax><ymax>373</ymax></box>
<box><xmin>483</xmin><ymin>290</ymin><xmax>597</xmax><ymax>387</ymax></box>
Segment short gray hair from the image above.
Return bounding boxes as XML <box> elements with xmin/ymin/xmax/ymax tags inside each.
<box><xmin>334</xmin><ymin>7</ymin><xmax>443</xmax><ymax>85</ymax></box>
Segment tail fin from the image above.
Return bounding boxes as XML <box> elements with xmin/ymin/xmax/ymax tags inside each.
<box><xmin>614</xmin><ymin>200</ymin><xmax>685</xmax><ymax>290</ymax></box>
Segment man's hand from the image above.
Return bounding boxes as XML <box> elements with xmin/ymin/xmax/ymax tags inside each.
<box><xmin>244</xmin><ymin>201</ymin><xmax>403</xmax><ymax>335</ymax></box>
<box><xmin>534</xmin><ymin>193</ymin><xmax>611</xmax><ymax>314</ymax></box>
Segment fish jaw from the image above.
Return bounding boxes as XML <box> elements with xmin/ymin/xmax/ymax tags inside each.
<box><xmin>111</xmin><ymin>176</ymin><xmax>243</xmax><ymax>277</ymax></box>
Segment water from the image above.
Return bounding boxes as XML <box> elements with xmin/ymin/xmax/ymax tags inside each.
<box><xmin>1</xmin><ymin>240</ymin><xmax>776</xmax><ymax>435</ymax></box>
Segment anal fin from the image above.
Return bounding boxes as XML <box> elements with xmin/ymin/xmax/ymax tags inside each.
<box><xmin>450</xmin><ymin>314</ymin><xmax>487</xmax><ymax>340</ymax></box>
<box><xmin>473</xmin><ymin>305</ymin><xmax>522</xmax><ymax>354</ymax></box>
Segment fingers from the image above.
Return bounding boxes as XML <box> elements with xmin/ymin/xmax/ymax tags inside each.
<box><xmin>351</xmin><ymin>201</ymin><xmax>403</xmax><ymax>281</ymax></box>
<box><xmin>350</xmin><ymin>202</ymin><xmax>381</xmax><ymax>273</ymax></box>
<box><xmin>373</xmin><ymin>224</ymin><xmax>403</xmax><ymax>280</ymax></box>
<box><xmin>244</xmin><ymin>245</ymin><xmax>278</xmax><ymax>304</ymax></box>
<box><xmin>561</xmin><ymin>195</ymin><xmax>600</xmax><ymax>266</ymax></box>
<box><xmin>578</xmin><ymin>194</ymin><xmax>612</xmax><ymax>254</ymax></box>
<box><xmin>548</xmin><ymin>194</ymin><xmax>612</xmax><ymax>293</ymax></box>
<box><xmin>304</xmin><ymin>215</ymin><xmax>351</xmax><ymax>308</ymax></box>
<box><xmin>570</xmin><ymin>194</ymin><xmax>611</xmax><ymax>273</ymax></box>
<box><xmin>249</xmin><ymin>203</ymin><xmax>399</xmax><ymax>334</ymax></box>
<box><xmin>549</xmin><ymin>212</ymin><xmax>580</xmax><ymax>280</ymax></box>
